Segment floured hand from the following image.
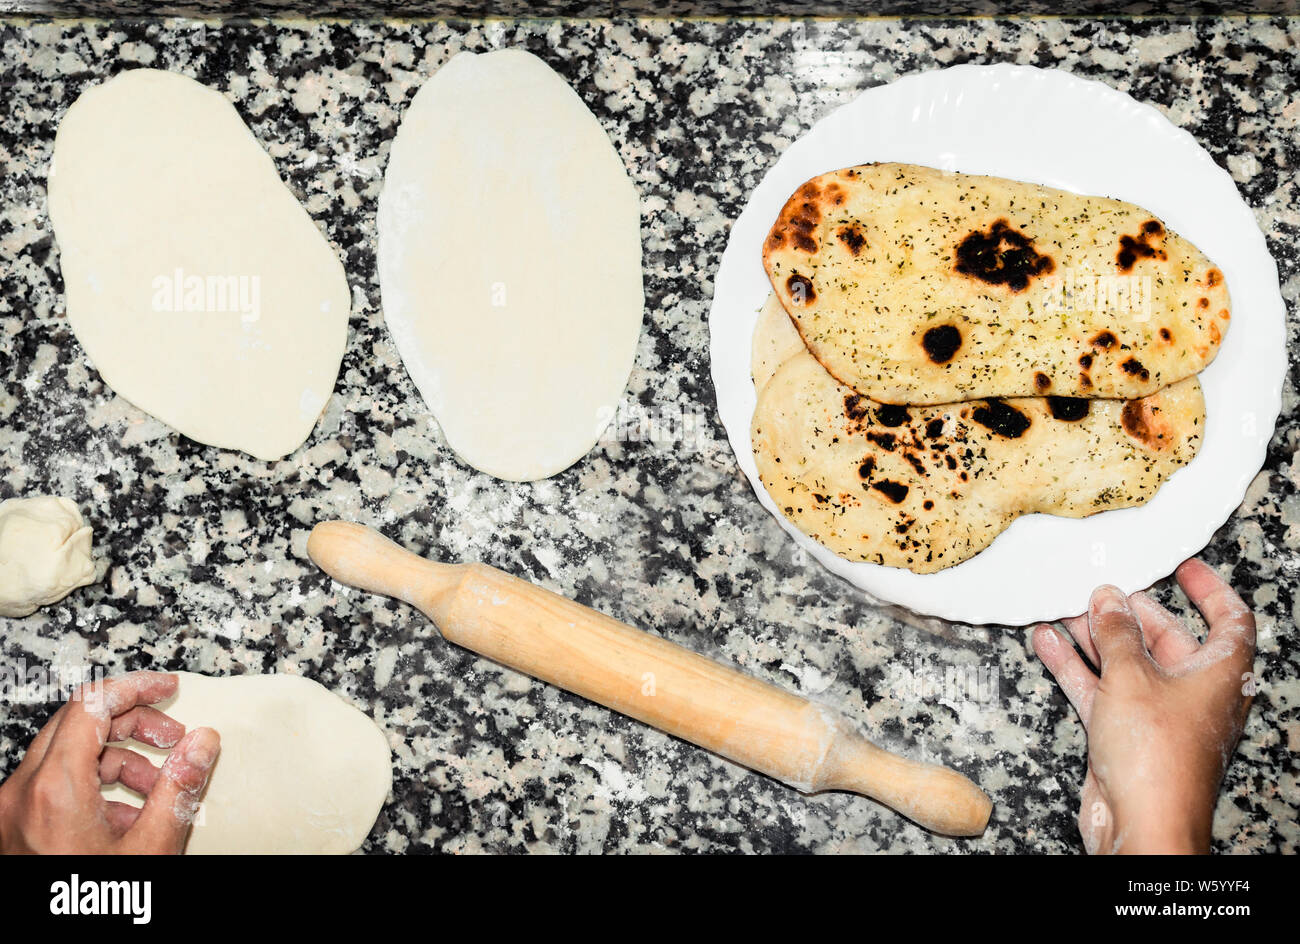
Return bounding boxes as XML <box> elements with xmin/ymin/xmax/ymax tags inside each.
<box><xmin>0</xmin><ymin>671</ymin><xmax>220</xmax><ymax>854</ymax></box>
<box><xmin>1033</xmin><ymin>559</ymin><xmax>1256</xmax><ymax>855</ymax></box>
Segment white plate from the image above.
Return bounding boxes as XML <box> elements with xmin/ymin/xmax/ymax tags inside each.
<box><xmin>710</xmin><ymin>64</ymin><xmax>1286</xmax><ymax>626</ymax></box>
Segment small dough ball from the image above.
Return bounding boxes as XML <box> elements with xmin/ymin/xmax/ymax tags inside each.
<box><xmin>0</xmin><ymin>497</ymin><xmax>96</xmax><ymax>617</ymax></box>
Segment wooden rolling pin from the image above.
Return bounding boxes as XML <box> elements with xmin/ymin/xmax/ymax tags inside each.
<box><xmin>307</xmin><ymin>520</ymin><xmax>992</xmax><ymax>836</ymax></box>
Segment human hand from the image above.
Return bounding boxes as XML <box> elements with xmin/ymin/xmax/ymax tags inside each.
<box><xmin>0</xmin><ymin>671</ymin><xmax>220</xmax><ymax>854</ymax></box>
<box><xmin>1033</xmin><ymin>558</ymin><xmax>1255</xmax><ymax>855</ymax></box>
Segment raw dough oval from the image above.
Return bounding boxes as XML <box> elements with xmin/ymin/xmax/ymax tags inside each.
<box><xmin>48</xmin><ymin>69</ymin><xmax>351</xmax><ymax>461</ymax></box>
<box><xmin>378</xmin><ymin>49</ymin><xmax>643</xmax><ymax>481</ymax></box>
<box><xmin>101</xmin><ymin>672</ymin><xmax>392</xmax><ymax>855</ymax></box>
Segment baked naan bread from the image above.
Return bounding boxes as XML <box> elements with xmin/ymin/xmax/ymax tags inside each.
<box><xmin>750</xmin><ymin>295</ymin><xmax>1204</xmax><ymax>574</ymax></box>
<box><xmin>763</xmin><ymin>163</ymin><xmax>1230</xmax><ymax>404</ymax></box>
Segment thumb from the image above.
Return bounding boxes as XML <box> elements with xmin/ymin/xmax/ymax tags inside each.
<box><xmin>125</xmin><ymin>727</ymin><xmax>220</xmax><ymax>854</ymax></box>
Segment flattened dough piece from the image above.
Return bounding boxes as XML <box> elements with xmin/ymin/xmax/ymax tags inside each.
<box><xmin>48</xmin><ymin>69</ymin><xmax>351</xmax><ymax>461</ymax></box>
<box><xmin>378</xmin><ymin>49</ymin><xmax>643</xmax><ymax>481</ymax></box>
<box><xmin>751</xmin><ymin>350</ymin><xmax>1204</xmax><ymax>574</ymax></box>
<box><xmin>764</xmin><ymin>163</ymin><xmax>1230</xmax><ymax>404</ymax></box>
<box><xmin>101</xmin><ymin>673</ymin><xmax>392</xmax><ymax>855</ymax></box>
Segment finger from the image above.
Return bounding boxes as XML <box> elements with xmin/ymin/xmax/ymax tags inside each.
<box><xmin>44</xmin><ymin>672</ymin><xmax>178</xmax><ymax>781</ymax></box>
<box><xmin>1088</xmin><ymin>586</ymin><xmax>1152</xmax><ymax>676</ymax></box>
<box><xmin>126</xmin><ymin>727</ymin><xmax>220</xmax><ymax>854</ymax></box>
<box><xmin>1033</xmin><ymin>623</ymin><xmax>1098</xmax><ymax>727</ymax></box>
<box><xmin>1176</xmin><ymin>558</ymin><xmax>1257</xmax><ymax>673</ymax></box>
<box><xmin>1062</xmin><ymin>614</ymin><xmax>1100</xmax><ymax>667</ymax></box>
<box><xmin>104</xmin><ymin>800</ymin><xmax>143</xmax><ymax>836</ymax></box>
<box><xmin>1177</xmin><ymin>559</ymin><xmax>1257</xmax><ymax>647</ymax></box>
<box><xmin>98</xmin><ymin>747</ymin><xmax>161</xmax><ymax>795</ymax></box>
<box><xmin>1128</xmin><ymin>591</ymin><xmax>1202</xmax><ymax>667</ymax></box>
<box><xmin>109</xmin><ymin>707</ymin><xmax>185</xmax><ymax>750</ymax></box>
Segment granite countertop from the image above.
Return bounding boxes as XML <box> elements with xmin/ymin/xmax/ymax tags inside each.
<box><xmin>0</xmin><ymin>15</ymin><xmax>1295</xmax><ymax>854</ymax></box>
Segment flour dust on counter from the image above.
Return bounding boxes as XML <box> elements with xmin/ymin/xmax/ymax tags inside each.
<box><xmin>378</xmin><ymin>48</ymin><xmax>644</xmax><ymax>482</ymax></box>
<box><xmin>47</xmin><ymin>69</ymin><xmax>352</xmax><ymax>462</ymax></box>
<box><xmin>100</xmin><ymin>672</ymin><xmax>392</xmax><ymax>855</ymax></box>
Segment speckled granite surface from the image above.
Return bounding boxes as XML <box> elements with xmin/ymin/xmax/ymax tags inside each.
<box><xmin>0</xmin><ymin>16</ymin><xmax>1295</xmax><ymax>854</ymax></box>
<box><xmin>9</xmin><ymin>3</ymin><xmax>1300</xmax><ymax>20</ymax></box>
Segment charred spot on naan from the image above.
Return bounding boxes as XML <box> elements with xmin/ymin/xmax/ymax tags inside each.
<box><xmin>1120</xmin><ymin>357</ymin><xmax>1151</xmax><ymax>383</ymax></box>
<box><xmin>1048</xmin><ymin>397</ymin><xmax>1090</xmax><ymax>421</ymax></box>
<box><xmin>954</xmin><ymin>219</ymin><xmax>1055</xmax><ymax>291</ymax></box>
<box><xmin>921</xmin><ymin>324</ymin><xmax>962</xmax><ymax>364</ymax></box>
<box><xmin>1121</xmin><ymin>397</ymin><xmax>1176</xmax><ymax>450</ymax></box>
<box><xmin>1117</xmin><ymin>220</ymin><xmax>1167</xmax><ymax>272</ymax></box>
<box><xmin>785</xmin><ymin>272</ymin><xmax>816</xmax><ymax>306</ymax></box>
<box><xmin>875</xmin><ymin>404</ymin><xmax>910</xmax><ymax>427</ymax></box>
<box><xmin>872</xmin><ymin>480</ymin><xmax>909</xmax><ymax>504</ymax></box>
<box><xmin>766</xmin><ymin>180</ymin><xmax>825</xmax><ymax>255</ymax></box>
<box><xmin>971</xmin><ymin>399</ymin><xmax>1031</xmax><ymax>438</ymax></box>
<box><xmin>836</xmin><ymin>223</ymin><xmax>867</xmax><ymax>255</ymax></box>
<box><xmin>843</xmin><ymin>393</ymin><xmax>870</xmax><ymax>423</ymax></box>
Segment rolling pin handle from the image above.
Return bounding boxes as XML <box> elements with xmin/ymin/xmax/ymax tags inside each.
<box><xmin>818</xmin><ymin>728</ymin><xmax>992</xmax><ymax>836</ymax></box>
<box><xmin>306</xmin><ymin>521</ymin><xmax>461</xmax><ymax>614</ymax></box>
